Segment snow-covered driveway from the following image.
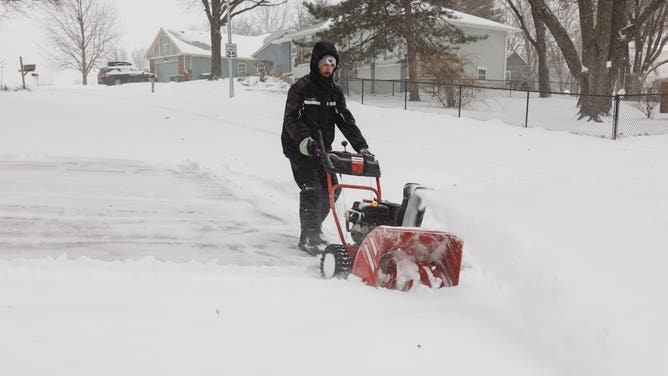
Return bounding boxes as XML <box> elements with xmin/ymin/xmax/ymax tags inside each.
<box><xmin>0</xmin><ymin>157</ymin><xmax>297</xmax><ymax>264</ymax></box>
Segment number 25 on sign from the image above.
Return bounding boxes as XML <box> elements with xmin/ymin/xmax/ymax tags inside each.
<box><xmin>225</xmin><ymin>44</ymin><xmax>237</xmax><ymax>58</ymax></box>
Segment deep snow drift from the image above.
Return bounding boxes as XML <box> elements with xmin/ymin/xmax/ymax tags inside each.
<box><xmin>1</xmin><ymin>79</ymin><xmax>667</xmax><ymax>376</ymax></box>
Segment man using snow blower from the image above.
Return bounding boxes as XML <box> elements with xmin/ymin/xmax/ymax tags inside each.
<box><xmin>282</xmin><ymin>41</ymin><xmax>373</xmax><ymax>255</ymax></box>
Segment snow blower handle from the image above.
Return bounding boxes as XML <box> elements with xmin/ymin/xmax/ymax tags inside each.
<box><xmin>316</xmin><ymin>130</ymin><xmax>336</xmax><ymax>171</ymax></box>
<box><xmin>316</xmin><ymin>129</ymin><xmax>326</xmax><ymax>153</ymax></box>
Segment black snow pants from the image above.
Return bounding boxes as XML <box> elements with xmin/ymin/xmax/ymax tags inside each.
<box><xmin>289</xmin><ymin>156</ymin><xmax>340</xmax><ymax>240</ymax></box>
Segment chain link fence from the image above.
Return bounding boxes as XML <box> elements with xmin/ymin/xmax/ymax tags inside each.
<box><xmin>339</xmin><ymin>78</ymin><xmax>668</xmax><ymax>140</ymax></box>
<box><xmin>616</xmin><ymin>94</ymin><xmax>668</xmax><ymax>137</ymax></box>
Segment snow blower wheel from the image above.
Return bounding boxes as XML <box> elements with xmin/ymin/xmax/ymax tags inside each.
<box><xmin>320</xmin><ymin>244</ymin><xmax>351</xmax><ymax>279</ymax></box>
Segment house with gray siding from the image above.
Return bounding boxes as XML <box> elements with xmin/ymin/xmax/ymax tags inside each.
<box><xmin>269</xmin><ymin>22</ymin><xmax>332</xmax><ymax>80</ymax></box>
<box><xmin>252</xmin><ymin>12</ymin><xmax>518</xmax><ymax>84</ymax></box>
<box><xmin>351</xmin><ymin>11</ymin><xmax>518</xmax><ymax>82</ymax></box>
<box><xmin>449</xmin><ymin>12</ymin><xmax>519</xmax><ymax>81</ymax></box>
<box><xmin>146</xmin><ymin>28</ymin><xmax>267</xmax><ymax>82</ymax></box>
<box><xmin>252</xmin><ymin>30</ymin><xmax>293</xmax><ymax>76</ymax></box>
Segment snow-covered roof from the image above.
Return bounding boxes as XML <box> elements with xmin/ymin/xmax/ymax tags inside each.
<box><xmin>166</xmin><ymin>29</ymin><xmax>211</xmax><ymax>56</ymax></box>
<box><xmin>251</xmin><ymin>30</ymin><xmax>291</xmax><ymax>58</ymax></box>
<box><xmin>446</xmin><ymin>9</ymin><xmax>520</xmax><ymax>33</ymax></box>
<box><xmin>272</xmin><ymin>21</ymin><xmax>332</xmax><ymax>44</ymax></box>
<box><xmin>148</xmin><ymin>28</ymin><xmax>269</xmax><ymax>59</ymax></box>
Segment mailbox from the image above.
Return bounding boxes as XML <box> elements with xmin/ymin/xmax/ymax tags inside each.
<box><xmin>22</xmin><ymin>64</ymin><xmax>36</xmax><ymax>72</ymax></box>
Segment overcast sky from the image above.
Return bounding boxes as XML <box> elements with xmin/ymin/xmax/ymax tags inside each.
<box><xmin>0</xmin><ymin>0</ymin><xmax>207</xmax><ymax>86</ymax></box>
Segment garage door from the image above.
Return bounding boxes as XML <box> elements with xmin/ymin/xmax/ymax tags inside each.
<box><xmin>156</xmin><ymin>61</ymin><xmax>179</xmax><ymax>83</ymax></box>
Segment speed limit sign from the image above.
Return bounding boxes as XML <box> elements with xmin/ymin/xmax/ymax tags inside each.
<box><xmin>225</xmin><ymin>43</ymin><xmax>237</xmax><ymax>58</ymax></box>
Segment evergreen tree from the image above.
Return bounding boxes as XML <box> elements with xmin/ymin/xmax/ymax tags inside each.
<box><xmin>306</xmin><ymin>0</ymin><xmax>475</xmax><ymax>101</ymax></box>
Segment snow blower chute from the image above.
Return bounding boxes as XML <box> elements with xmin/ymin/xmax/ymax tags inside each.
<box><xmin>315</xmin><ymin>133</ymin><xmax>463</xmax><ymax>291</ymax></box>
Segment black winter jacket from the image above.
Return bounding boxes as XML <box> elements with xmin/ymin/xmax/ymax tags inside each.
<box><xmin>281</xmin><ymin>41</ymin><xmax>368</xmax><ymax>160</ymax></box>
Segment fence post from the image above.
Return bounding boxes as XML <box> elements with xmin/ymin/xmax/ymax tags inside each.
<box><xmin>525</xmin><ymin>90</ymin><xmax>530</xmax><ymax>128</ymax></box>
<box><xmin>458</xmin><ymin>85</ymin><xmax>462</xmax><ymax>118</ymax></box>
<box><xmin>361</xmin><ymin>79</ymin><xmax>364</xmax><ymax>105</ymax></box>
<box><xmin>509</xmin><ymin>81</ymin><xmax>512</xmax><ymax>98</ymax></box>
<box><xmin>404</xmin><ymin>81</ymin><xmax>408</xmax><ymax>110</ymax></box>
<box><xmin>612</xmin><ymin>94</ymin><xmax>620</xmax><ymax>140</ymax></box>
<box><xmin>346</xmin><ymin>78</ymin><xmax>349</xmax><ymax>96</ymax></box>
<box><xmin>392</xmin><ymin>80</ymin><xmax>395</xmax><ymax>96</ymax></box>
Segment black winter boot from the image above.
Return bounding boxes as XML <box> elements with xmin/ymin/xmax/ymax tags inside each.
<box><xmin>298</xmin><ymin>231</ymin><xmax>328</xmax><ymax>256</ymax></box>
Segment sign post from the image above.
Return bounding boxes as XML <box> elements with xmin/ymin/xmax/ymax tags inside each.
<box><xmin>226</xmin><ymin>0</ymin><xmax>234</xmax><ymax>98</ymax></box>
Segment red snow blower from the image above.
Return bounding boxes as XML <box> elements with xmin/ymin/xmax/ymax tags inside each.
<box><xmin>315</xmin><ymin>133</ymin><xmax>463</xmax><ymax>291</ymax></box>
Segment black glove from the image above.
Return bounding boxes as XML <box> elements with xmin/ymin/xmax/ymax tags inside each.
<box><xmin>359</xmin><ymin>148</ymin><xmax>374</xmax><ymax>158</ymax></box>
<box><xmin>299</xmin><ymin>137</ymin><xmax>319</xmax><ymax>156</ymax></box>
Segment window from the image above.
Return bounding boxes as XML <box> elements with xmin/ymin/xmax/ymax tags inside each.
<box><xmin>160</xmin><ymin>36</ymin><xmax>169</xmax><ymax>57</ymax></box>
<box><xmin>478</xmin><ymin>66</ymin><xmax>487</xmax><ymax>80</ymax></box>
<box><xmin>238</xmin><ymin>63</ymin><xmax>246</xmax><ymax>75</ymax></box>
<box><xmin>157</xmin><ymin>36</ymin><xmax>177</xmax><ymax>57</ymax></box>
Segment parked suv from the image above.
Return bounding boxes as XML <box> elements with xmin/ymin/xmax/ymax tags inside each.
<box><xmin>97</xmin><ymin>62</ymin><xmax>156</xmax><ymax>85</ymax></box>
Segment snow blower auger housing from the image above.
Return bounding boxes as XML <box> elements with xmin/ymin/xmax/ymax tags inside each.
<box><xmin>316</xmin><ymin>134</ymin><xmax>463</xmax><ymax>291</ymax></box>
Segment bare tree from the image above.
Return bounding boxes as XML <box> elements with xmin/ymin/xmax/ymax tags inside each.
<box><xmin>626</xmin><ymin>0</ymin><xmax>668</xmax><ymax>93</ymax></box>
<box><xmin>291</xmin><ymin>0</ymin><xmax>312</xmax><ymax>30</ymax></box>
<box><xmin>254</xmin><ymin>1</ymin><xmax>290</xmax><ymax>33</ymax></box>
<box><xmin>420</xmin><ymin>53</ymin><xmax>476</xmax><ymax>108</ymax></box>
<box><xmin>109</xmin><ymin>47</ymin><xmax>128</xmax><ymax>62</ymax></box>
<box><xmin>500</xmin><ymin>0</ymin><xmax>579</xmax><ymax>92</ymax></box>
<box><xmin>527</xmin><ymin>0</ymin><xmax>665</xmax><ymax>121</ymax></box>
<box><xmin>230</xmin><ymin>15</ymin><xmax>263</xmax><ymax>35</ymax></box>
<box><xmin>631</xmin><ymin>92</ymin><xmax>660</xmax><ymax>119</ymax></box>
<box><xmin>0</xmin><ymin>1</ymin><xmax>20</xmax><ymax>23</ymax></box>
<box><xmin>42</xmin><ymin>0</ymin><xmax>121</xmax><ymax>85</ymax></box>
<box><xmin>545</xmin><ymin>2</ymin><xmax>579</xmax><ymax>90</ymax></box>
<box><xmin>1</xmin><ymin>0</ymin><xmax>60</xmax><ymax>25</ymax></box>
<box><xmin>131</xmin><ymin>47</ymin><xmax>148</xmax><ymax>71</ymax></box>
<box><xmin>229</xmin><ymin>3</ymin><xmax>290</xmax><ymax>36</ymax></box>
<box><xmin>506</xmin><ymin>0</ymin><xmax>551</xmax><ymax>97</ymax></box>
<box><xmin>191</xmin><ymin>0</ymin><xmax>285</xmax><ymax>80</ymax></box>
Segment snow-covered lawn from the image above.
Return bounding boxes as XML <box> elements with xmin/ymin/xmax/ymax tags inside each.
<box><xmin>345</xmin><ymin>82</ymin><xmax>668</xmax><ymax>138</ymax></box>
<box><xmin>1</xmin><ymin>79</ymin><xmax>666</xmax><ymax>376</ymax></box>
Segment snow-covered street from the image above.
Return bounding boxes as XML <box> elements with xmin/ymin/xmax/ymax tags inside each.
<box><xmin>1</xmin><ymin>80</ymin><xmax>667</xmax><ymax>376</ymax></box>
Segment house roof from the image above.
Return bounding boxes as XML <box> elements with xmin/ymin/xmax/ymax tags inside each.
<box><xmin>251</xmin><ymin>29</ymin><xmax>291</xmax><ymax>58</ymax></box>
<box><xmin>446</xmin><ymin>9</ymin><xmax>520</xmax><ymax>33</ymax></box>
<box><xmin>271</xmin><ymin>21</ymin><xmax>332</xmax><ymax>44</ymax></box>
<box><xmin>506</xmin><ymin>51</ymin><xmax>528</xmax><ymax>64</ymax></box>
<box><xmin>147</xmin><ymin>28</ymin><xmax>269</xmax><ymax>59</ymax></box>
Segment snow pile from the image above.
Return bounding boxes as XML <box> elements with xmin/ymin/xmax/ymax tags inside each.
<box><xmin>240</xmin><ymin>75</ymin><xmax>290</xmax><ymax>93</ymax></box>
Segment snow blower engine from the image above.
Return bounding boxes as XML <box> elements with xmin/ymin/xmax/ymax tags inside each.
<box><xmin>315</xmin><ymin>134</ymin><xmax>463</xmax><ymax>291</ymax></box>
<box><xmin>345</xmin><ymin>183</ymin><xmax>426</xmax><ymax>245</ymax></box>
